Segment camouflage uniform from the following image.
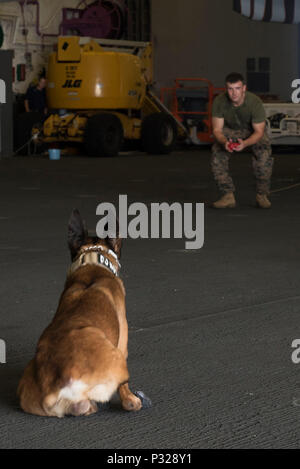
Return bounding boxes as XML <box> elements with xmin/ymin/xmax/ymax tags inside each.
<box><xmin>211</xmin><ymin>127</ymin><xmax>273</xmax><ymax>195</ymax></box>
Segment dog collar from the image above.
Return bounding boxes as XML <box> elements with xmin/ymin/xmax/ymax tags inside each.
<box><xmin>68</xmin><ymin>244</ymin><xmax>121</xmax><ymax>277</ymax></box>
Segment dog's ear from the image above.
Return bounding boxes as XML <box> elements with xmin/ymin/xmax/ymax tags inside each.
<box><xmin>107</xmin><ymin>236</ymin><xmax>122</xmax><ymax>258</ymax></box>
<box><xmin>68</xmin><ymin>209</ymin><xmax>88</xmax><ymax>260</ymax></box>
<box><xmin>106</xmin><ymin>218</ymin><xmax>122</xmax><ymax>258</ymax></box>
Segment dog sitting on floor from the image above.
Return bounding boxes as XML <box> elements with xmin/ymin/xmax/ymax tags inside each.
<box><xmin>17</xmin><ymin>208</ymin><xmax>149</xmax><ymax>417</ymax></box>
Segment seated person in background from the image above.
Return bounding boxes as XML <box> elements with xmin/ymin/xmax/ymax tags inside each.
<box><xmin>24</xmin><ymin>76</ymin><xmax>48</xmax><ymax>115</ymax></box>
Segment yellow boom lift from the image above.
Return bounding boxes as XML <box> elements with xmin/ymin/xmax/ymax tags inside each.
<box><xmin>36</xmin><ymin>36</ymin><xmax>182</xmax><ymax>156</ymax></box>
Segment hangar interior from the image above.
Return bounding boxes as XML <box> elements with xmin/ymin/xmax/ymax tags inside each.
<box><xmin>0</xmin><ymin>0</ymin><xmax>300</xmax><ymax>450</ymax></box>
<box><xmin>0</xmin><ymin>0</ymin><xmax>299</xmax><ymax>156</ymax></box>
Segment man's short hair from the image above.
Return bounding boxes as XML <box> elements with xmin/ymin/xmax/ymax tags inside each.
<box><xmin>225</xmin><ymin>73</ymin><xmax>245</xmax><ymax>84</ymax></box>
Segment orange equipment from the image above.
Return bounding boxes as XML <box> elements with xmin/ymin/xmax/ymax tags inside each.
<box><xmin>160</xmin><ymin>78</ymin><xmax>225</xmax><ymax>144</ymax></box>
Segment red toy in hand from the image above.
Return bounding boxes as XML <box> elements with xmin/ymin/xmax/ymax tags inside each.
<box><xmin>227</xmin><ymin>139</ymin><xmax>240</xmax><ymax>151</ymax></box>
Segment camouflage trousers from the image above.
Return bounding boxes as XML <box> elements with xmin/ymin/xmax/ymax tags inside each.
<box><xmin>211</xmin><ymin>128</ymin><xmax>273</xmax><ymax>195</ymax></box>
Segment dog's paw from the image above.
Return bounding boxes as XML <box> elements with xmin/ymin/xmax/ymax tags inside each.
<box><xmin>122</xmin><ymin>393</ymin><xmax>143</xmax><ymax>411</ymax></box>
<box><xmin>133</xmin><ymin>390</ymin><xmax>152</xmax><ymax>409</ymax></box>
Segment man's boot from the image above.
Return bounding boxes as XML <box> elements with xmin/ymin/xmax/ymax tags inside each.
<box><xmin>212</xmin><ymin>192</ymin><xmax>236</xmax><ymax>209</ymax></box>
<box><xmin>256</xmin><ymin>193</ymin><xmax>271</xmax><ymax>209</ymax></box>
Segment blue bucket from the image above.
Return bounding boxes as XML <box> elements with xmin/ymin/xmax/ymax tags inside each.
<box><xmin>48</xmin><ymin>149</ymin><xmax>61</xmax><ymax>160</ymax></box>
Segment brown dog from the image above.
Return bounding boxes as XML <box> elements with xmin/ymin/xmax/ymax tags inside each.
<box><xmin>17</xmin><ymin>209</ymin><xmax>143</xmax><ymax>417</ymax></box>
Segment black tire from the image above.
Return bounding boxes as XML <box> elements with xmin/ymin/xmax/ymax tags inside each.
<box><xmin>14</xmin><ymin>111</ymin><xmax>43</xmax><ymax>155</ymax></box>
<box><xmin>85</xmin><ymin>113</ymin><xmax>123</xmax><ymax>157</ymax></box>
<box><xmin>141</xmin><ymin>112</ymin><xmax>177</xmax><ymax>154</ymax></box>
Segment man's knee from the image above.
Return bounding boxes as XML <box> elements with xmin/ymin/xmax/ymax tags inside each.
<box><xmin>252</xmin><ymin>132</ymin><xmax>272</xmax><ymax>156</ymax></box>
<box><xmin>211</xmin><ymin>151</ymin><xmax>229</xmax><ymax>171</ymax></box>
<box><xmin>211</xmin><ymin>141</ymin><xmax>224</xmax><ymax>155</ymax></box>
<box><xmin>252</xmin><ymin>146</ymin><xmax>273</xmax><ymax>166</ymax></box>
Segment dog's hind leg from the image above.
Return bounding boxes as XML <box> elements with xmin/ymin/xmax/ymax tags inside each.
<box><xmin>18</xmin><ymin>359</ymin><xmax>48</xmax><ymax>416</ymax></box>
<box><xmin>69</xmin><ymin>400</ymin><xmax>98</xmax><ymax>416</ymax></box>
<box><xmin>118</xmin><ymin>382</ymin><xmax>142</xmax><ymax>411</ymax></box>
<box><xmin>43</xmin><ymin>395</ymin><xmax>98</xmax><ymax>417</ymax></box>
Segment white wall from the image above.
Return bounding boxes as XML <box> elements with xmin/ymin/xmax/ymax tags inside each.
<box><xmin>151</xmin><ymin>0</ymin><xmax>299</xmax><ymax>100</ymax></box>
<box><xmin>0</xmin><ymin>0</ymin><xmax>78</xmax><ymax>93</ymax></box>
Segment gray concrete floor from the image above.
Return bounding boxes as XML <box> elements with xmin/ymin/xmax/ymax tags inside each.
<box><xmin>1</xmin><ymin>147</ymin><xmax>300</xmax><ymax>448</ymax></box>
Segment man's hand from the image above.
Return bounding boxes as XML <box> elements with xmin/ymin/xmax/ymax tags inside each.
<box><xmin>226</xmin><ymin>138</ymin><xmax>242</xmax><ymax>152</ymax></box>
<box><xmin>234</xmin><ymin>138</ymin><xmax>246</xmax><ymax>152</ymax></box>
<box><xmin>225</xmin><ymin>139</ymin><xmax>234</xmax><ymax>153</ymax></box>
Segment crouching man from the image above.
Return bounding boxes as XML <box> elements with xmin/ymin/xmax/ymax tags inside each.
<box><xmin>211</xmin><ymin>72</ymin><xmax>273</xmax><ymax>209</ymax></box>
